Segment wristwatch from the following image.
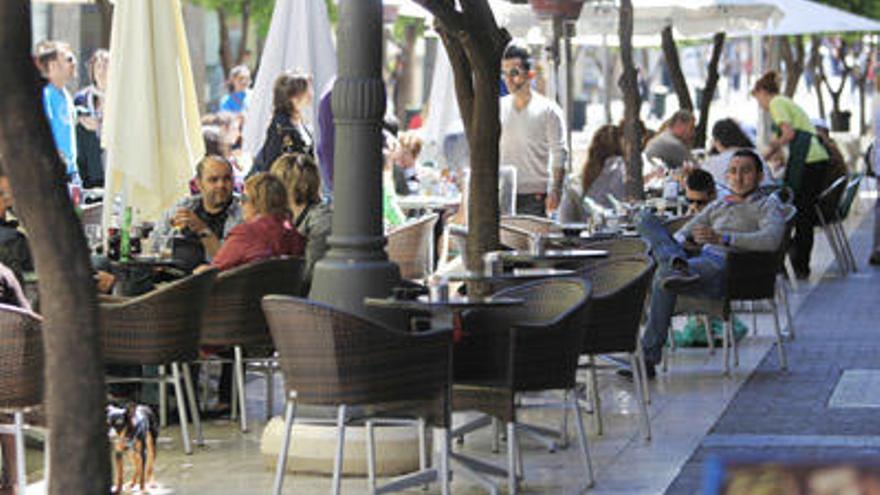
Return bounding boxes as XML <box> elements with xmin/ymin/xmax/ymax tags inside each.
<box><xmin>721</xmin><ymin>233</ymin><xmax>732</xmax><ymax>247</ymax></box>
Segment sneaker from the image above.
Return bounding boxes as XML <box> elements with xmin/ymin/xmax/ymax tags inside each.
<box><xmin>616</xmin><ymin>362</ymin><xmax>656</xmax><ymax>381</ymax></box>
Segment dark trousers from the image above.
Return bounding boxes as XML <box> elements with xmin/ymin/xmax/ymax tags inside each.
<box><xmin>790</xmin><ymin>161</ymin><xmax>830</xmax><ymax>277</ymax></box>
<box><xmin>516</xmin><ymin>193</ymin><xmax>547</xmax><ymax>217</ymax></box>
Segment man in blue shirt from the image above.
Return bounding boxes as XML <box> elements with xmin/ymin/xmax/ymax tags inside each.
<box><xmin>36</xmin><ymin>41</ymin><xmax>79</xmax><ymax>182</ymax></box>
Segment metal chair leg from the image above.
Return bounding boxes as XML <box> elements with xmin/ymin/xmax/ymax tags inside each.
<box><xmin>158</xmin><ymin>364</ymin><xmax>167</xmax><ymax>427</ymax></box>
<box><xmin>234</xmin><ymin>346</ymin><xmax>248</xmax><ymax>432</ymax></box>
<box><xmin>588</xmin><ymin>355</ymin><xmax>602</xmax><ymax>435</ymax></box>
<box><xmin>506</xmin><ymin>422</ymin><xmax>519</xmax><ymax>495</ymax></box>
<box><xmin>731</xmin><ymin>317</ymin><xmax>740</xmax><ymax>367</ymax></box>
<box><xmin>770</xmin><ymin>300</ymin><xmax>788</xmax><ymax>370</ymax></box>
<box><xmin>418</xmin><ymin>418</ymin><xmax>428</xmax><ymax>491</ymax></box>
<box><xmin>365</xmin><ymin>420</ymin><xmax>376</xmax><ymax>493</ymax></box>
<box><xmin>266</xmin><ymin>363</ymin><xmax>275</xmax><ymax>420</ymax></box>
<box><xmin>779</xmin><ymin>280</ymin><xmax>796</xmax><ymax>340</ymax></box>
<box><xmin>722</xmin><ymin>317</ymin><xmax>730</xmax><ymax>376</ymax></box>
<box><xmin>171</xmin><ymin>363</ymin><xmax>192</xmax><ymax>455</ymax></box>
<box><xmin>14</xmin><ymin>412</ymin><xmax>26</xmax><ymax>495</ymax></box>
<box><xmin>835</xmin><ymin>222</ymin><xmax>858</xmax><ymax>272</ymax></box>
<box><xmin>702</xmin><ymin>315</ymin><xmax>715</xmax><ymax>355</ymax></box>
<box><xmin>491</xmin><ymin>417</ymin><xmax>501</xmax><ymax>453</ymax></box>
<box><xmin>636</xmin><ymin>343</ymin><xmax>651</xmax><ymax>405</ymax></box>
<box><xmin>571</xmin><ymin>389</ymin><xmax>594</xmax><ymax>489</ymax></box>
<box><xmin>332</xmin><ymin>405</ymin><xmax>348</xmax><ymax>495</ymax></box>
<box><xmin>272</xmin><ymin>396</ymin><xmax>297</xmax><ymax>495</ymax></box>
<box><xmin>181</xmin><ymin>362</ymin><xmax>203</xmax><ymax>446</ymax></box>
<box><xmin>558</xmin><ymin>389</ymin><xmax>569</xmax><ymax>449</ymax></box>
<box><xmin>436</xmin><ymin>427</ymin><xmax>451</xmax><ymax>495</ymax></box>
<box><xmin>629</xmin><ymin>353</ymin><xmax>652</xmax><ymax>441</ymax></box>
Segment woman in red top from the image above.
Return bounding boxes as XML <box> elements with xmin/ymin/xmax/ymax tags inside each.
<box><xmin>200</xmin><ymin>173</ymin><xmax>305</xmax><ymax>272</ymax></box>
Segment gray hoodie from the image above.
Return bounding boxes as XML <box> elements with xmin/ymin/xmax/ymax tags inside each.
<box><xmin>677</xmin><ymin>189</ymin><xmax>785</xmax><ymax>253</ymax></box>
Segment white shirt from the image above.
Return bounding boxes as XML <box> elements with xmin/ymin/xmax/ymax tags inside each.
<box><xmin>499</xmin><ymin>92</ymin><xmax>568</xmax><ymax>195</ymax></box>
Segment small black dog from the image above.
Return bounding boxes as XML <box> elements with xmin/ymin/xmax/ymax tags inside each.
<box><xmin>107</xmin><ymin>403</ymin><xmax>159</xmax><ymax>493</ymax></box>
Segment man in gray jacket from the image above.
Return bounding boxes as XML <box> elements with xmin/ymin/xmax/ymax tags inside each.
<box><xmin>628</xmin><ymin>149</ymin><xmax>785</xmax><ymax>378</ymax></box>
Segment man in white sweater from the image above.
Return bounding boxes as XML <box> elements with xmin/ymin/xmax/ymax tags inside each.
<box><xmin>500</xmin><ymin>45</ymin><xmax>568</xmax><ymax>217</ymax></box>
<box><xmin>627</xmin><ymin>149</ymin><xmax>785</xmax><ymax>378</ymax></box>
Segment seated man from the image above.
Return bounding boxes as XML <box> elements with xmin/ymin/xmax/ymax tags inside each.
<box><xmin>684</xmin><ymin>168</ymin><xmax>717</xmax><ymax>216</ymax></box>
<box><xmin>645</xmin><ymin>110</ymin><xmax>695</xmax><ymax>169</ymax></box>
<box><xmin>626</xmin><ymin>149</ymin><xmax>785</xmax><ymax>378</ymax></box>
<box><xmin>157</xmin><ymin>155</ymin><xmax>243</xmax><ymax>272</ymax></box>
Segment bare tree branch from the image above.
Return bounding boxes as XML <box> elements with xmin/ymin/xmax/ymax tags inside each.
<box><xmin>413</xmin><ymin>0</ymin><xmax>466</xmax><ymax>32</ymax></box>
<box><xmin>661</xmin><ymin>26</ymin><xmax>693</xmax><ymax>111</ymax></box>
<box><xmin>694</xmin><ymin>32</ymin><xmax>725</xmax><ymax>149</ymax></box>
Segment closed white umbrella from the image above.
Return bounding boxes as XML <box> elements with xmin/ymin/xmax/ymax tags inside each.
<box><xmin>102</xmin><ymin>0</ymin><xmax>204</xmax><ymax>224</ymax></box>
<box><xmin>241</xmin><ymin>0</ymin><xmax>337</xmax><ymax>163</ymax></box>
<box><xmin>740</xmin><ymin>0</ymin><xmax>880</xmax><ymax>35</ymax></box>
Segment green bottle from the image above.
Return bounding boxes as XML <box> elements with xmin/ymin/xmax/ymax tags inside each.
<box><xmin>120</xmin><ymin>206</ymin><xmax>132</xmax><ymax>262</ymax></box>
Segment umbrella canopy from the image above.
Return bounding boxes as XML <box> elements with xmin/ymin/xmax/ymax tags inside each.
<box><xmin>740</xmin><ymin>0</ymin><xmax>880</xmax><ymax>35</ymax></box>
<box><xmin>502</xmin><ymin>0</ymin><xmax>783</xmax><ymax>39</ymax></box>
<box><xmin>241</xmin><ymin>0</ymin><xmax>337</xmax><ymax>161</ymax></box>
<box><xmin>102</xmin><ymin>0</ymin><xmax>204</xmax><ymax>224</ymax></box>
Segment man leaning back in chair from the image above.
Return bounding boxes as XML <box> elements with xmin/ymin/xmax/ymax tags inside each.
<box><xmin>621</xmin><ymin>149</ymin><xmax>785</xmax><ymax>379</ymax></box>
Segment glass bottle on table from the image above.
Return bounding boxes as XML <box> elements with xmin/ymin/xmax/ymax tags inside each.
<box><xmin>120</xmin><ymin>206</ymin><xmax>132</xmax><ymax>262</ymax></box>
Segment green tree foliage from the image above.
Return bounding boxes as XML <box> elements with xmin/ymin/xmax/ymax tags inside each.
<box><xmin>815</xmin><ymin>0</ymin><xmax>880</xmax><ymax>20</ymax></box>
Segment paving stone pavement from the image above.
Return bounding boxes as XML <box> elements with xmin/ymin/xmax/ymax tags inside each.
<box><xmin>666</xmin><ymin>213</ymin><xmax>880</xmax><ymax>494</ymax></box>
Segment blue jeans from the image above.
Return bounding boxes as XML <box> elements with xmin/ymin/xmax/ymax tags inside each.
<box><xmin>636</xmin><ymin>212</ymin><xmax>727</xmax><ymax>365</ymax></box>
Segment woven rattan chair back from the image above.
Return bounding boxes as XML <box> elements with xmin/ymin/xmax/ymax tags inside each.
<box><xmin>500</xmin><ymin>215</ymin><xmax>560</xmax><ymax>236</ymax></box>
<box><xmin>387</xmin><ymin>213</ymin><xmax>439</xmax><ymax>280</ymax></box>
<box><xmin>499</xmin><ymin>224</ymin><xmax>532</xmax><ymax>251</ymax></box>
<box><xmin>578</xmin><ymin>256</ymin><xmax>655</xmax><ymax>355</ymax></box>
<box><xmin>0</xmin><ymin>304</ymin><xmax>43</xmax><ymax>409</ymax></box>
<box><xmin>199</xmin><ymin>257</ymin><xmax>304</xmax><ymax>348</ymax></box>
<box><xmin>100</xmin><ymin>269</ymin><xmax>217</xmax><ymax>366</ymax></box>
<box><xmin>458</xmin><ymin>279</ymin><xmax>591</xmax><ymax>394</ymax></box>
<box><xmin>583</xmin><ymin>238</ymin><xmax>650</xmax><ymax>258</ymax></box>
<box><xmin>262</xmin><ymin>295</ymin><xmax>452</xmax><ymax>424</ymax></box>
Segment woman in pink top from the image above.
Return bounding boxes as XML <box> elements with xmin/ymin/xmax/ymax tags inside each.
<box><xmin>199</xmin><ymin>173</ymin><xmax>305</xmax><ymax>272</ymax></box>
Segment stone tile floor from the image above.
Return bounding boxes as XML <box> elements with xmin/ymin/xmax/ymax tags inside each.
<box><xmin>18</xmin><ymin>194</ymin><xmax>877</xmax><ymax>494</ymax></box>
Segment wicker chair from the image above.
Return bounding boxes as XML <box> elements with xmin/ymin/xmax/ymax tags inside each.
<box><xmin>0</xmin><ymin>304</ymin><xmax>44</xmax><ymax>495</ymax></box>
<box><xmin>454</xmin><ymin>278</ymin><xmax>594</xmax><ymax>494</ymax></box>
<box><xmin>387</xmin><ymin>213</ymin><xmax>440</xmax><ymax>281</ymax></box>
<box><xmin>262</xmin><ymin>296</ymin><xmax>453</xmax><ymax>495</ymax></box>
<box><xmin>816</xmin><ymin>173</ymin><xmax>862</xmax><ymax>275</ymax></box>
<box><xmin>100</xmin><ymin>269</ymin><xmax>217</xmax><ymax>455</ymax></box>
<box><xmin>576</xmin><ymin>256</ymin><xmax>655</xmax><ymax>439</ymax></box>
<box><xmin>199</xmin><ymin>257</ymin><xmax>305</xmax><ymax>432</ymax></box>
<box><xmin>670</xmin><ymin>247</ymin><xmax>789</xmax><ymax>376</ymax></box>
<box><xmin>500</xmin><ymin>214</ymin><xmax>560</xmax><ymax>236</ymax></box>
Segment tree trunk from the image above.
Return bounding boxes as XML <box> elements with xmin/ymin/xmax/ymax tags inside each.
<box><xmin>217</xmin><ymin>8</ymin><xmax>233</xmax><ymax>77</ymax></box>
<box><xmin>618</xmin><ymin>0</ymin><xmax>644</xmax><ymax>200</ymax></box>
<box><xmin>809</xmin><ymin>35</ymin><xmax>826</xmax><ymax>120</ymax></box>
<box><xmin>694</xmin><ymin>32</ymin><xmax>725</xmax><ymax>150</ymax></box>
<box><xmin>821</xmin><ymin>39</ymin><xmax>851</xmax><ymax>117</ymax></box>
<box><xmin>396</xmin><ymin>22</ymin><xmax>420</xmax><ymax>126</ymax></box>
<box><xmin>781</xmin><ymin>35</ymin><xmax>805</xmax><ymax>97</ymax></box>
<box><xmin>0</xmin><ymin>2</ymin><xmax>110</xmax><ymax>494</ymax></box>
<box><xmin>661</xmin><ymin>26</ymin><xmax>693</xmax><ymax>111</ymax></box>
<box><xmin>235</xmin><ymin>0</ymin><xmax>252</xmax><ymax>66</ymax></box>
<box><xmin>96</xmin><ymin>0</ymin><xmax>114</xmax><ymax>48</ymax></box>
<box><xmin>415</xmin><ymin>0</ymin><xmax>509</xmax><ymax>294</ymax></box>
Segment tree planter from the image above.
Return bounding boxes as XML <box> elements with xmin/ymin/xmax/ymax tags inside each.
<box><xmin>830</xmin><ymin>110</ymin><xmax>851</xmax><ymax>132</ymax></box>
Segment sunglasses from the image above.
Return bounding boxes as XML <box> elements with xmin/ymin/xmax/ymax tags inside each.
<box><xmin>501</xmin><ymin>68</ymin><xmax>523</xmax><ymax>78</ymax></box>
<box><xmin>686</xmin><ymin>197</ymin><xmax>709</xmax><ymax>206</ymax></box>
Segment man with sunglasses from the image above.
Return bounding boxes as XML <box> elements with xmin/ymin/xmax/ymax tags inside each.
<box><xmin>35</xmin><ymin>41</ymin><xmax>80</xmax><ymax>184</ymax></box>
<box><xmin>621</xmin><ymin>149</ymin><xmax>785</xmax><ymax>379</ymax></box>
<box><xmin>684</xmin><ymin>169</ymin><xmax>717</xmax><ymax>215</ymax></box>
<box><xmin>500</xmin><ymin>44</ymin><xmax>568</xmax><ymax>217</ymax></box>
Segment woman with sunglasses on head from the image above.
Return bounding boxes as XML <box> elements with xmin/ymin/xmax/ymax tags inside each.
<box><xmin>270</xmin><ymin>153</ymin><xmax>332</xmax><ymax>291</ymax></box>
<box><xmin>196</xmin><ymin>173</ymin><xmax>305</xmax><ymax>273</ymax></box>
